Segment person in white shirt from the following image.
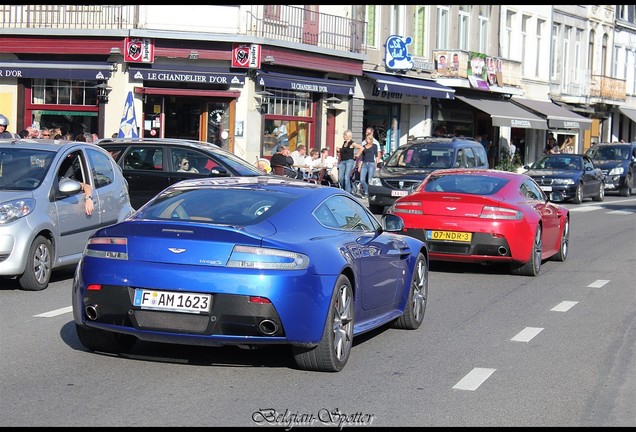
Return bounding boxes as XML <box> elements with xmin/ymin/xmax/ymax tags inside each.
<box><xmin>302</xmin><ymin>148</ymin><xmax>321</xmax><ymax>179</ymax></box>
<box><xmin>318</xmin><ymin>148</ymin><xmax>339</xmax><ymax>184</ymax></box>
<box><xmin>290</xmin><ymin>144</ymin><xmax>307</xmax><ymax>168</ymax></box>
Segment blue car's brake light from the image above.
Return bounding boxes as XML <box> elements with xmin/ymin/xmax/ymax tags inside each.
<box><xmin>84</xmin><ymin>237</ymin><xmax>128</xmax><ymax>260</ymax></box>
<box><xmin>227</xmin><ymin>245</ymin><xmax>309</xmax><ymax>270</ymax></box>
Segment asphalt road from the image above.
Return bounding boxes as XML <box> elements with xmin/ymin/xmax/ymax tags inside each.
<box><xmin>1</xmin><ymin>195</ymin><xmax>634</xmax><ymax>427</ymax></box>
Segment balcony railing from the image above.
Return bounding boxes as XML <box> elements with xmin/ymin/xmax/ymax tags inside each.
<box><xmin>550</xmin><ymin>70</ymin><xmax>626</xmax><ymax>103</ymax></box>
<box><xmin>1</xmin><ymin>5</ymin><xmax>365</xmax><ymax>54</ymax></box>
<box><xmin>244</xmin><ymin>5</ymin><xmax>365</xmax><ymax>54</ymax></box>
<box><xmin>0</xmin><ymin>4</ymin><xmax>133</xmax><ymax>29</ymax></box>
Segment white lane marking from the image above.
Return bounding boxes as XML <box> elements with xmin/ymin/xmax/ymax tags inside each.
<box><xmin>568</xmin><ymin>206</ymin><xmax>601</xmax><ymax>212</ymax></box>
<box><xmin>607</xmin><ymin>210</ymin><xmax>634</xmax><ymax>215</ymax></box>
<box><xmin>452</xmin><ymin>368</ymin><xmax>496</xmax><ymax>391</ymax></box>
<box><xmin>588</xmin><ymin>280</ymin><xmax>610</xmax><ymax>288</ymax></box>
<box><xmin>551</xmin><ymin>301</ymin><xmax>578</xmax><ymax>312</ymax></box>
<box><xmin>511</xmin><ymin>327</ymin><xmax>544</xmax><ymax>342</ymax></box>
<box><xmin>34</xmin><ymin>306</ymin><xmax>73</xmax><ymax>317</ymax></box>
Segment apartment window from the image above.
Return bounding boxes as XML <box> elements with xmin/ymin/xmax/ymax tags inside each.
<box><xmin>629</xmin><ymin>49</ymin><xmax>636</xmax><ymax>95</ymax></box>
<box><xmin>390</xmin><ymin>5</ymin><xmax>405</xmax><ymax>36</ymax></box>
<box><xmin>521</xmin><ymin>15</ymin><xmax>530</xmax><ymax>76</ymax></box>
<box><xmin>535</xmin><ymin>19</ymin><xmax>545</xmax><ymax>77</ymax></box>
<box><xmin>478</xmin><ymin>6</ymin><xmax>490</xmax><ymax>53</ymax></box>
<box><xmin>602</xmin><ymin>33</ymin><xmax>608</xmax><ymax>76</ymax></box>
<box><xmin>504</xmin><ymin>10</ymin><xmax>515</xmax><ymax>59</ymax></box>
<box><xmin>550</xmin><ymin>23</ymin><xmax>559</xmax><ymax>80</ymax></box>
<box><xmin>588</xmin><ymin>30</ymin><xmax>595</xmax><ymax>72</ymax></box>
<box><xmin>562</xmin><ymin>25</ymin><xmax>571</xmax><ymax>90</ymax></box>
<box><xmin>413</xmin><ymin>6</ymin><xmax>427</xmax><ymax>57</ymax></box>
<box><xmin>458</xmin><ymin>6</ymin><xmax>470</xmax><ymax>51</ymax></box>
<box><xmin>365</xmin><ymin>5</ymin><xmax>378</xmax><ymax>49</ymax></box>
<box><xmin>574</xmin><ymin>29</ymin><xmax>582</xmax><ymax>81</ymax></box>
<box><xmin>264</xmin><ymin>5</ymin><xmax>281</xmax><ymax>20</ymax></box>
<box><xmin>612</xmin><ymin>45</ymin><xmax>623</xmax><ymax>78</ymax></box>
<box><xmin>436</xmin><ymin>6</ymin><xmax>449</xmax><ymax>49</ymax></box>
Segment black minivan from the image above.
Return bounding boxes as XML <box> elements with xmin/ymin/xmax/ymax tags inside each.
<box><xmin>585</xmin><ymin>142</ymin><xmax>636</xmax><ymax>197</ymax></box>
<box><xmin>367</xmin><ymin>137</ymin><xmax>489</xmax><ymax>214</ymax></box>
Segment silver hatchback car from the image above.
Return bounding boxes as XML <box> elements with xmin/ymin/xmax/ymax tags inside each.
<box><xmin>0</xmin><ymin>139</ymin><xmax>134</xmax><ymax>290</ymax></box>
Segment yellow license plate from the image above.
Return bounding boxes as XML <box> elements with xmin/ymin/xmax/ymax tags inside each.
<box><xmin>427</xmin><ymin>230</ymin><xmax>472</xmax><ymax>242</ymax></box>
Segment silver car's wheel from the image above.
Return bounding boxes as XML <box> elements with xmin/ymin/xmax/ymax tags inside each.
<box><xmin>18</xmin><ymin>235</ymin><xmax>52</xmax><ymax>291</ymax></box>
<box><xmin>393</xmin><ymin>252</ymin><xmax>428</xmax><ymax>330</ymax></box>
<box><xmin>293</xmin><ymin>275</ymin><xmax>353</xmax><ymax>372</ymax></box>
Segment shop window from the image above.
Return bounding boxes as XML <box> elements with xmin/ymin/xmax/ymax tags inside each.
<box><xmin>31</xmin><ymin>78</ymin><xmax>97</xmax><ymax>106</ymax></box>
<box><xmin>28</xmin><ymin>78</ymin><xmax>99</xmax><ymax>136</ymax></box>
<box><xmin>262</xmin><ymin>90</ymin><xmax>313</xmax><ymax>156</ymax></box>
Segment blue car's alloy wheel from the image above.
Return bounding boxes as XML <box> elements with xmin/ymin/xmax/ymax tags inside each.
<box><xmin>293</xmin><ymin>274</ymin><xmax>353</xmax><ymax>372</ymax></box>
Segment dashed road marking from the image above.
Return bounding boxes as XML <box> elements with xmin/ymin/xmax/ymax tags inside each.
<box><xmin>551</xmin><ymin>301</ymin><xmax>578</xmax><ymax>312</ymax></box>
<box><xmin>588</xmin><ymin>280</ymin><xmax>610</xmax><ymax>288</ymax></box>
<box><xmin>452</xmin><ymin>368</ymin><xmax>496</xmax><ymax>391</ymax></box>
<box><xmin>34</xmin><ymin>306</ymin><xmax>72</xmax><ymax>317</ymax></box>
<box><xmin>511</xmin><ymin>327</ymin><xmax>544</xmax><ymax>342</ymax></box>
<box><xmin>568</xmin><ymin>206</ymin><xmax>601</xmax><ymax>212</ymax></box>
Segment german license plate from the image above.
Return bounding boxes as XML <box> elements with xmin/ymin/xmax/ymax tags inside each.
<box><xmin>427</xmin><ymin>230</ymin><xmax>472</xmax><ymax>242</ymax></box>
<box><xmin>540</xmin><ymin>185</ymin><xmax>552</xmax><ymax>192</ymax></box>
<box><xmin>133</xmin><ymin>289</ymin><xmax>211</xmax><ymax>314</ymax></box>
<box><xmin>391</xmin><ymin>190</ymin><xmax>409</xmax><ymax>197</ymax></box>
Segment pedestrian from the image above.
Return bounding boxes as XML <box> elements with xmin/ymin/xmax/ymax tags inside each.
<box><xmin>0</xmin><ymin>114</ymin><xmax>17</xmax><ymax>138</ymax></box>
<box><xmin>359</xmin><ymin>134</ymin><xmax>381</xmax><ymax>198</ymax></box>
<box><xmin>509</xmin><ymin>139</ymin><xmax>517</xmax><ymax>161</ymax></box>
<box><xmin>365</xmin><ymin>126</ymin><xmax>380</xmax><ymax>146</ymax></box>
<box><xmin>545</xmin><ymin>137</ymin><xmax>559</xmax><ymax>154</ymax></box>
<box><xmin>337</xmin><ymin>129</ymin><xmax>363</xmax><ymax>193</ymax></box>
<box><xmin>18</xmin><ymin>129</ymin><xmax>30</xmax><ymax>138</ymax></box>
<box><xmin>480</xmin><ymin>134</ymin><xmax>493</xmax><ymax>167</ymax></box>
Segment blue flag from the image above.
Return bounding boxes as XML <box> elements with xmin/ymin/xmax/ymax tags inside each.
<box><xmin>117</xmin><ymin>91</ymin><xmax>139</xmax><ymax>138</ymax></box>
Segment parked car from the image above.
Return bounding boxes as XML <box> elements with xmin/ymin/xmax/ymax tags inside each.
<box><xmin>72</xmin><ymin>176</ymin><xmax>428</xmax><ymax>372</ymax></box>
<box><xmin>96</xmin><ymin>138</ymin><xmax>265</xmax><ymax>209</ymax></box>
<box><xmin>387</xmin><ymin>169</ymin><xmax>569</xmax><ymax>276</ymax></box>
<box><xmin>367</xmin><ymin>137</ymin><xmax>489</xmax><ymax>214</ymax></box>
<box><xmin>0</xmin><ymin>138</ymin><xmax>134</xmax><ymax>291</ymax></box>
<box><xmin>523</xmin><ymin>153</ymin><xmax>604</xmax><ymax>204</ymax></box>
<box><xmin>585</xmin><ymin>142</ymin><xmax>636</xmax><ymax>196</ymax></box>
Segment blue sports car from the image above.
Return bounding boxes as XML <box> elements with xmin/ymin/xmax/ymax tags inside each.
<box><xmin>72</xmin><ymin>176</ymin><xmax>429</xmax><ymax>372</ymax></box>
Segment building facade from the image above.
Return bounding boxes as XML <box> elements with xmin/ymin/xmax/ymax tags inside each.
<box><xmin>1</xmin><ymin>4</ymin><xmax>634</xmax><ymax>168</ymax></box>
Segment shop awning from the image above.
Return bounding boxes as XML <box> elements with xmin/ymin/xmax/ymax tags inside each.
<box><xmin>618</xmin><ymin>106</ymin><xmax>636</xmax><ymax>123</ymax></box>
<box><xmin>129</xmin><ymin>66</ymin><xmax>246</xmax><ymax>85</ymax></box>
<box><xmin>0</xmin><ymin>61</ymin><xmax>111</xmax><ymax>80</ymax></box>
<box><xmin>256</xmin><ymin>71</ymin><xmax>355</xmax><ymax>96</ymax></box>
<box><xmin>456</xmin><ymin>94</ymin><xmax>547</xmax><ymax>129</ymax></box>
<box><xmin>364</xmin><ymin>71</ymin><xmax>455</xmax><ymax>99</ymax></box>
<box><xmin>511</xmin><ymin>97</ymin><xmax>592</xmax><ymax>130</ymax></box>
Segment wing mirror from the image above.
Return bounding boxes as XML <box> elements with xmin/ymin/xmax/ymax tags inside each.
<box><xmin>382</xmin><ymin>214</ymin><xmax>405</xmax><ymax>232</ymax></box>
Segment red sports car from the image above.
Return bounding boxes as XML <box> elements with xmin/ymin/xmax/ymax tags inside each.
<box><xmin>386</xmin><ymin>169</ymin><xmax>570</xmax><ymax>276</ymax></box>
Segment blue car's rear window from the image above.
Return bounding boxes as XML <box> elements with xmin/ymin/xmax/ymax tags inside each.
<box><xmin>136</xmin><ymin>187</ymin><xmax>297</xmax><ymax>225</ymax></box>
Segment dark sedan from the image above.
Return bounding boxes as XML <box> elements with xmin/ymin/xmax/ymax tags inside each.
<box><xmin>523</xmin><ymin>154</ymin><xmax>604</xmax><ymax>204</ymax></box>
<box><xmin>96</xmin><ymin>138</ymin><xmax>264</xmax><ymax>209</ymax></box>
